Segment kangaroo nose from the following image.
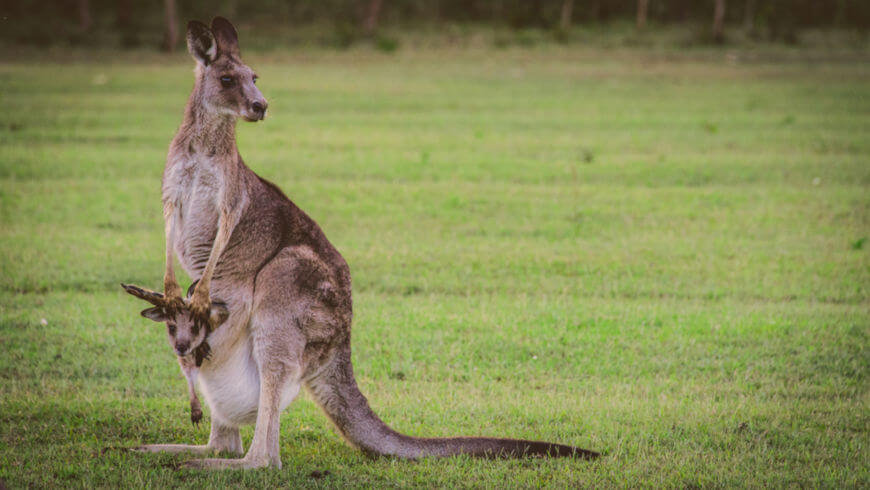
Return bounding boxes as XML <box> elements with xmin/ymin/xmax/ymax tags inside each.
<box><xmin>252</xmin><ymin>100</ymin><xmax>267</xmax><ymax>118</ymax></box>
<box><xmin>175</xmin><ymin>341</ymin><xmax>189</xmax><ymax>355</ymax></box>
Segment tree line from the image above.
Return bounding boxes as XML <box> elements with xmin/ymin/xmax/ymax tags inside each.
<box><xmin>3</xmin><ymin>0</ymin><xmax>868</xmax><ymax>49</ymax></box>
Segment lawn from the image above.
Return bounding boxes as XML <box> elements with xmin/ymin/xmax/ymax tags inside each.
<box><xmin>0</xmin><ymin>45</ymin><xmax>868</xmax><ymax>487</ymax></box>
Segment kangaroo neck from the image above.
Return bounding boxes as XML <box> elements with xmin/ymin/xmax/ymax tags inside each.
<box><xmin>179</xmin><ymin>79</ymin><xmax>238</xmax><ymax>158</ymax></box>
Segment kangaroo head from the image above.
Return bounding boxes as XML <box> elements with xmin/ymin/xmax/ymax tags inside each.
<box><xmin>121</xmin><ymin>282</ymin><xmax>229</xmax><ymax>358</ymax></box>
<box><xmin>187</xmin><ymin>17</ymin><xmax>267</xmax><ymax>122</ymax></box>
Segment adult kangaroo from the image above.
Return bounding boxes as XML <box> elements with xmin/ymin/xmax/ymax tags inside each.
<box><xmin>142</xmin><ymin>16</ymin><xmax>598</xmax><ymax>469</ymax></box>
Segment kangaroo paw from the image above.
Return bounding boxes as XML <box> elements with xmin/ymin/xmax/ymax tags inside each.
<box><xmin>188</xmin><ymin>288</ymin><xmax>211</xmax><ymax>331</ymax></box>
<box><xmin>191</xmin><ymin>407</ymin><xmax>203</xmax><ymax>425</ymax></box>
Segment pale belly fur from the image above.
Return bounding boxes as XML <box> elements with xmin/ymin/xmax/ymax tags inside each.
<box><xmin>197</xmin><ymin>336</ymin><xmax>299</xmax><ymax>427</ymax></box>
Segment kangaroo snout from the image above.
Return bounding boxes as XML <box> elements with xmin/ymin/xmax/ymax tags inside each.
<box><xmin>250</xmin><ymin>100</ymin><xmax>267</xmax><ymax>120</ymax></box>
<box><xmin>175</xmin><ymin>341</ymin><xmax>190</xmax><ymax>355</ymax></box>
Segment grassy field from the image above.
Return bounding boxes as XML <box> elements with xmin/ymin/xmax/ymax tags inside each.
<box><xmin>0</xmin><ymin>45</ymin><xmax>868</xmax><ymax>487</ymax></box>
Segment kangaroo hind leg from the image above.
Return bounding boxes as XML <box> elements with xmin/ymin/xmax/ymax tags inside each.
<box><xmin>132</xmin><ymin>420</ymin><xmax>242</xmax><ymax>456</ymax></box>
<box><xmin>184</xmin><ymin>307</ymin><xmax>305</xmax><ymax>469</ymax></box>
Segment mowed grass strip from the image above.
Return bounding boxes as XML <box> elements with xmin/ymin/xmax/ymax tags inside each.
<box><xmin>0</xmin><ymin>48</ymin><xmax>867</xmax><ymax>487</ymax></box>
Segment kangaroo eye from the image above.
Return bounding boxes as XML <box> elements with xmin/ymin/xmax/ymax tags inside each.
<box><xmin>252</xmin><ymin>75</ymin><xmax>258</xmax><ymax>84</ymax></box>
<box><xmin>219</xmin><ymin>76</ymin><xmax>234</xmax><ymax>88</ymax></box>
<box><xmin>167</xmin><ymin>324</ymin><xmax>176</xmax><ymax>336</ymax></box>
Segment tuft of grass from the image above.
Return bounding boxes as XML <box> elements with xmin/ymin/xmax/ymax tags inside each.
<box><xmin>375</xmin><ymin>36</ymin><xmax>400</xmax><ymax>53</ymax></box>
<box><xmin>0</xmin><ymin>46</ymin><xmax>868</xmax><ymax>487</ymax></box>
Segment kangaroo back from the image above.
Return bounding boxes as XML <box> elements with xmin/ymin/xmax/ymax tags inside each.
<box><xmin>304</xmin><ymin>344</ymin><xmax>599</xmax><ymax>460</ymax></box>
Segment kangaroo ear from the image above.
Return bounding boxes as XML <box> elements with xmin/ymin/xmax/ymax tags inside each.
<box><xmin>210</xmin><ymin>17</ymin><xmax>239</xmax><ymax>57</ymax></box>
<box><xmin>209</xmin><ymin>302</ymin><xmax>229</xmax><ymax>327</ymax></box>
<box><xmin>141</xmin><ymin>307</ymin><xmax>168</xmax><ymax>323</ymax></box>
<box><xmin>187</xmin><ymin>20</ymin><xmax>217</xmax><ymax>66</ymax></box>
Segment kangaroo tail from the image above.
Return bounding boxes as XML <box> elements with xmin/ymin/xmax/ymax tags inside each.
<box><xmin>304</xmin><ymin>344</ymin><xmax>599</xmax><ymax>460</ymax></box>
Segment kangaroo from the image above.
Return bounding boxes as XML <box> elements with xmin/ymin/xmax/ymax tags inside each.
<box><xmin>130</xmin><ymin>16</ymin><xmax>599</xmax><ymax>469</ymax></box>
<box><xmin>121</xmin><ymin>282</ymin><xmax>227</xmax><ymax>425</ymax></box>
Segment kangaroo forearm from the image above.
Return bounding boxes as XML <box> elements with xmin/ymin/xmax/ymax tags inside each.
<box><xmin>164</xmin><ymin>251</ymin><xmax>179</xmax><ymax>290</ymax></box>
<box><xmin>163</xmin><ymin>202</ymin><xmax>181</xmax><ymax>295</ymax></box>
<box><xmin>197</xmin><ymin>210</ymin><xmax>235</xmax><ymax>290</ymax></box>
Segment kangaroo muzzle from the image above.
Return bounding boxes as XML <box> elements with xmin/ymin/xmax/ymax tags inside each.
<box><xmin>175</xmin><ymin>340</ymin><xmax>190</xmax><ymax>355</ymax></box>
<box><xmin>250</xmin><ymin>99</ymin><xmax>267</xmax><ymax>120</ymax></box>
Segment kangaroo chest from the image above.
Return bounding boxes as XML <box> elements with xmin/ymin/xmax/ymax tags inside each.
<box><xmin>163</xmin><ymin>153</ymin><xmax>224</xmax><ymax>277</ymax></box>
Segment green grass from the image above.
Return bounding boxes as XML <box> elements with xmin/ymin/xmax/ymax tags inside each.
<box><xmin>0</xmin><ymin>45</ymin><xmax>868</xmax><ymax>487</ymax></box>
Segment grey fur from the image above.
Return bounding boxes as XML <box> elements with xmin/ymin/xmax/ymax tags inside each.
<box><xmin>134</xmin><ymin>17</ymin><xmax>598</xmax><ymax>469</ymax></box>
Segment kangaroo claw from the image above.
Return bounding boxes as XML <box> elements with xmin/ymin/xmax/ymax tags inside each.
<box><xmin>188</xmin><ymin>288</ymin><xmax>211</xmax><ymax>330</ymax></box>
<box><xmin>164</xmin><ymin>295</ymin><xmax>185</xmax><ymax>317</ymax></box>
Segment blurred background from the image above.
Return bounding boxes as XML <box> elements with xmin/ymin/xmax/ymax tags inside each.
<box><xmin>2</xmin><ymin>0</ymin><xmax>869</xmax><ymax>53</ymax></box>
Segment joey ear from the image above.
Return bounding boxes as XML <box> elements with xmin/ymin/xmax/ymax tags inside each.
<box><xmin>121</xmin><ymin>283</ymin><xmax>166</xmax><ymax>307</ymax></box>
<box><xmin>209</xmin><ymin>302</ymin><xmax>229</xmax><ymax>327</ymax></box>
<box><xmin>141</xmin><ymin>307</ymin><xmax>168</xmax><ymax>323</ymax></box>
<box><xmin>186</xmin><ymin>279</ymin><xmax>199</xmax><ymax>299</ymax></box>
<box><xmin>210</xmin><ymin>17</ymin><xmax>239</xmax><ymax>57</ymax></box>
<box><xmin>187</xmin><ymin>20</ymin><xmax>217</xmax><ymax>65</ymax></box>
